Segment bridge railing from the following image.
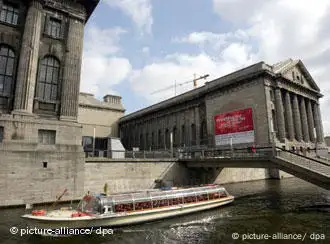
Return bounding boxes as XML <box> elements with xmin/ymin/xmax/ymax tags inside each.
<box><xmin>178</xmin><ymin>147</ymin><xmax>274</xmax><ymax>160</ymax></box>
<box><xmin>85</xmin><ymin>149</ymin><xmax>173</xmax><ymax>159</ymax></box>
<box><xmin>274</xmin><ymin>147</ymin><xmax>330</xmax><ymax>177</ymax></box>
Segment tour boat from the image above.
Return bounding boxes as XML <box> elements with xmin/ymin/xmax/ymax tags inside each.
<box><xmin>21</xmin><ymin>185</ymin><xmax>234</xmax><ymax>231</ymax></box>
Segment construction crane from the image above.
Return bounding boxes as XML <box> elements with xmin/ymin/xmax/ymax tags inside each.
<box><xmin>150</xmin><ymin>74</ymin><xmax>210</xmax><ymax>95</ymax></box>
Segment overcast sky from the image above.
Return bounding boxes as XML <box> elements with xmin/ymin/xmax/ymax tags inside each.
<box><xmin>80</xmin><ymin>0</ymin><xmax>330</xmax><ymax>135</ymax></box>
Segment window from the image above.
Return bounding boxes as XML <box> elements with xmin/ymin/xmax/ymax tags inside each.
<box><xmin>0</xmin><ymin>2</ymin><xmax>19</xmax><ymax>25</ymax></box>
<box><xmin>38</xmin><ymin>130</ymin><xmax>56</xmax><ymax>145</ymax></box>
<box><xmin>36</xmin><ymin>56</ymin><xmax>60</xmax><ymax>101</ymax></box>
<box><xmin>46</xmin><ymin>17</ymin><xmax>62</xmax><ymax>38</ymax></box>
<box><xmin>165</xmin><ymin>129</ymin><xmax>169</xmax><ymax>149</ymax></box>
<box><xmin>200</xmin><ymin>120</ymin><xmax>207</xmax><ymax>145</ymax></box>
<box><xmin>151</xmin><ymin>132</ymin><xmax>155</xmax><ymax>148</ymax></box>
<box><xmin>82</xmin><ymin>136</ymin><xmax>93</xmax><ymax>152</ymax></box>
<box><xmin>0</xmin><ymin>126</ymin><xmax>3</xmax><ymax>143</ymax></box>
<box><xmin>191</xmin><ymin>124</ymin><xmax>196</xmax><ymax>145</ymax></box>
<box><xmin>172</xmin><ymin>127</ymin><xmax>177</xmax><ymax>147</ymax></box>
<box><xmin>181</xmin><ymin>125</ymin><xmax>185</xmax><ymax>146</ymax></box>
<box><xmin>158</xmin><ymin>129</ymin><xmax>162</xmax><ymax>149</ymax></box>
<box><xmin>0</xmin><ymin>45</ymin><xmax>15</xmax><ymax>96</ymax></box>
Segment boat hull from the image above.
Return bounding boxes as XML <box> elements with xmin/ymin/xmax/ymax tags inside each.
<box><xmin>21</xmin><ymin>197</ymin><xmax>234</xmax><ymax>230</ymax></box>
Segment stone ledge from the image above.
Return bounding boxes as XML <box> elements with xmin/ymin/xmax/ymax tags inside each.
<box><xmin>85</xmin><ymin>158</ymin><xmax>178</xmax><ymax>163</ymax></box>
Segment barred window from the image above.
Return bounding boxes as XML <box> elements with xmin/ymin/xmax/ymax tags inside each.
<box><xmin>0</xmin><ymin>45</ymin><xmax>15</xmax><ymax>96</ymax></box>
<box><xmin>46</xmin><ymin>18</ymin><xmax>61</xmax><ymax>38</ymax></box>
<box><xmin>0</xmin><ymin>2</ymin><xmax>19</xmax><ymax>25</ymax></box>
<box><xmin>38</xmin><ymin>129</ymin><xmax>56</xmax><ymax>145</ymax></box>
<box><xmin>36</xmin><ymin>56</ymin><xmax>60</xmax><ymax>101</ymax></box>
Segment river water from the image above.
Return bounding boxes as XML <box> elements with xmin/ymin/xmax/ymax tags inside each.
<box><xmin>0</xmin><ymin>178</ymin><xmax>329</xmax><ymax>244</ymax></box>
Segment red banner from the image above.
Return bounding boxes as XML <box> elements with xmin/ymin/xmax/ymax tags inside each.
<box><xmin>214</xmin><ymin>108</ymin><xmax>254</xmax><ymax>135</ymax></box>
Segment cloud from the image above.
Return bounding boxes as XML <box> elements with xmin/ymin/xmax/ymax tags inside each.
<box><xmin>128</xmin><ymin>0</ymin><xmax>330</xmax><ymax>135</ymax></box>
<box><xmin>173</xmin><ymin>30</ymin><xmax>249</xmax><ymax>51</ymax></box>
<box><xmin>129</xmin><ymin>47</ymin><xmax>254</xmax><ymax>105</ymax></box>
<box><xmin>81</xmin><ymin>26</ymin><xmax>132</xmax><ymax>97</ymax></box>
<box><xmin>105</xmin><ymin>0</ymin><xmax>153</xmax><ymax>34</ymax></box>
<box><xmin>212</xmin><ymin>0</ymin><xmax>330</xmax><ymax>134</ymax></box>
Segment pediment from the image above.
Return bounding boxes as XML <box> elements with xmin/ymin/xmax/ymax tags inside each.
<box><xmin>278</xmin><ymin>60</ymin><xmax>320</xmax><ymax>91</ymax></box>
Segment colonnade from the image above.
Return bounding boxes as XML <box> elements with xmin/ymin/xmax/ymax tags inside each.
<box><xmin>274</xmin><ymin>88</ymin><xmax>324</xmax><ymax>143</ymax></box>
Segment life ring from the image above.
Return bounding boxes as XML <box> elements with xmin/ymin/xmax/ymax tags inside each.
<box><xmin>32</xmin><ymin>209</ymin><xmax>46</xmax><ymax>216</ymax></box>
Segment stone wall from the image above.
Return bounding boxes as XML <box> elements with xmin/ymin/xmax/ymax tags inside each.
<box><xmin>0</xmin><ymin>144</ymin><xmax>84</xmax><ymax>207</ymax></box>
<box><xmin>84</xmin><ymin>159</ymin><xmax>277</xmax><ymax>195</ymax></box>
<box><xmin>205</xmin><ymin>77</ymin><xmax>270</xmax><ymax>147</ymax></box>
<box><xmin>84</xmin><ymin>159</ymin><xmax>190</xmax><ymax>194</ymax></box>
<box><xmin>78</xmin><ymin>106</ymin><xmax>124</xmax><ymax>138</ymax></box>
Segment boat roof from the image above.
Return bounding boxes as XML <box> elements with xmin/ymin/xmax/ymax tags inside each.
<box><xmin>95</xmin><ymin>185</ymin><xmax>226</xmax><ymax>202</ymax></box>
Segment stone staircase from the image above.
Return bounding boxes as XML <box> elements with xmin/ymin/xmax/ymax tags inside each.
<box><xmin>271</xmin><ymin>148</ymin><xmax>330</xmax><ymax>190</ymax></box>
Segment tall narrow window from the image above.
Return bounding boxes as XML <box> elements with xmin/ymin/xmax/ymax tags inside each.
<box><xmin>0</xmin><ymin>45</ymin><xmax>15</xmax><ymax>110</ymax></box>
<box><xmin>36</xmin><ymin>56</ymin><xmax>60</xmax><ymax>101</ymax></box>
<box><xmin>200</xmin><ymin>120</ymin><xmax>207</xmax><ymax>145</ymax></box>
<box><xmin>158</xmin><ymin>129</ymin><xmax>162</xmax><ymax>149</ymax></box>
<box><xmin>191</xmin><ymin>124</ymin><xmax>196</xmax><ymax>146</ymax></box>
<box><xmin>151</xmin><ymin>132</ymin><xmax>155</xmax><ymax>149</ymax></box>
<box><xmin>181</xmin><ymin>125</ymin><xmax>185</xmax><ymax>146</ymax></box>
<box><xmin>0</xmin><ymin>126</ymin><xmax>4</xmax><ymax>143</ymax></box>
<box><xmin>165</xmin><ymin>129</ymin><xmax>169</xmax><ymax>149</ymax></box>
<box><xmin>173</xmin><ymin>127</ymin><xmax>177</xmax><ymax>147</ymax></box>
<box><xmin>0</xmin><ymin>2</ymin><xmax>19</xmax><ymax>25</ymax></box>
<box><xmin>46</xmin><ymin>18</ymin><xmax>62</xmax><ymax>38</ymax></box>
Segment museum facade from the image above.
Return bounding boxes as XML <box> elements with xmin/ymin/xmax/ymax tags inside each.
<box><xmin>119</xmin><ymin>59</ymin><xmax>326</xmax><ymax>152</ymax></box>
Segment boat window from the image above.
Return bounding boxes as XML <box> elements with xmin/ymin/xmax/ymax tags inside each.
<box><xmin>79</xmin><ymin>195</ymin><xmax>101</xmax><ymax>213</ymax></box>
<box><xmin>115</xmin><ymin>203</ymin><xmax>133</xmax><ymax>212</ymax></box>
<box><xmin>220</xmin><ymin>191</ymin><xmax>227</xmax><ymax>198</ymax></box>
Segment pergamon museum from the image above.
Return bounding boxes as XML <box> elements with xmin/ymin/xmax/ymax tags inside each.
<box><xmin>0</xmin><ymin>0</ymin><xmax>329</xmax><ymax>243</ymax></box>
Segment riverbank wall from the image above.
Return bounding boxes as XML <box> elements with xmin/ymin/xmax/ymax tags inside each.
<box><xmin>0</xmin><ymin>156</ymin><xmax>292</xmax><ymax>208</ymax></box>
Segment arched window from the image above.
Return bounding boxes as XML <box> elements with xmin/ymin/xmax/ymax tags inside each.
<box><xmin>36</xmin><ymin>56</ymin><xmax>60</xmax><ymax>101</ymax></box>
<box><xmin>0</xmin><ymin>45</ymin><xmax>15</xmax><ymax>110</ymax></box>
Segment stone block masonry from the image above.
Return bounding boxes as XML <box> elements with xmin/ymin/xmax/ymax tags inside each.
<box><xmin>0</xmin><ymin>145</ymin><xmax>84</xmax><ymax>207</ymax></box>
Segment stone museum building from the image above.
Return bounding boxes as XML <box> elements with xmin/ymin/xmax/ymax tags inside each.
<box><xmin>119</xmin><ymin>59</ymin><xmax>326</xmax><ymax>153</ymax></box>
<box><xmin>0</xmin><ymin>0</ymin><xmax>99</xmax><ymax>206</ymax></box>
<box><xmin>78</xmin><ymin>92</ymin><xmax>125</xmax><ymax>156</ymax></box>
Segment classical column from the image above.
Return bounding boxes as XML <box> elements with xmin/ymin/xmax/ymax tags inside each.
<box><xmin>313</xmin><ymin>102</ymin><xmax>324</xmax><ymax>143</ymax></box>
<box><xmin>60</xmin><ymin>17</ymin><xmax>85</xmax><ymax>121</ymax></box>
<box><xmin>292</xmin><ymin>94</ymin><xmax>303</xmax><ymax>141</ymax></box>
<box><xmin>300</xmin><ymin>97</ymin><xmax>310</xmax><ymax>142</ymax></box>
<box><xmin>274</xmin><ymin>88</ymin><xmax>285</xmax><ymax>141</ymax></box>
<box><xmin>13</xmin><ymin>0</ymin><xmax>43</xmax><ymax>113</ymax></box>
<box><xmin>306</xmin><ymin>100</ymin><xmax>315</xmax><ymax>142</ymax></box>
<box><xmin>284</xmin><ymin>91</ymin><xmax>294</xmax><ymax>140</ymax></box>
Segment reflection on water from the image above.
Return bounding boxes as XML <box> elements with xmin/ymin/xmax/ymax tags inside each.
<box><xmin>0</xmin><ymin>178</ymin><xmax>329</xmax><ymax>244</ymax></box>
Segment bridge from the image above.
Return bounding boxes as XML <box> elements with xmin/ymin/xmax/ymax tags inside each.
<box><xmin>178</xmin><ymin>147</ymin><xmax>330</xmax><ymax>190</ymax></box>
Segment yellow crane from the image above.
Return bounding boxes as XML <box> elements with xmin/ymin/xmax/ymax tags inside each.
<box><xmin>150</xmin><ymin>74</ymin><xmax>210</xmax><ymax>96</ymax></box>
